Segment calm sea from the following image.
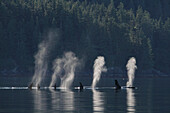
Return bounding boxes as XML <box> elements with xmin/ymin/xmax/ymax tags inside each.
<box><xmin>0</xmin><ymin>76</ymin><xmax>170</xmax><ymax>113</ymax></box>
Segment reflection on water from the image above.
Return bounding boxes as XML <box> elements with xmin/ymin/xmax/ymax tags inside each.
<box><xmin>60</xmin><ymin>89</ymin><xmax>75</xmax><ymax>112</ymax></box>
<box><xmin>1</xmin><ymin>78</ymin><xmax>170</xmax><ymax>113</ymax></box>
<box><xmin>32</xmin><ymin>90</ymin><xmax>47</xmax><ymax>113</ymax></box>
<box><xmin>50</xmin><ymin>89</ymin><xmax>60</xmax><ymax>111</ymax></box>
<box><xmin>127</xmin><ymin>89</ymin><xmax>136</xmax><ymax>113</ymax></box>
<box><xmin>92</xmin><ymin>89</ymin><xmax>105</xmax><ymax>113</ymax></box>
<box><xmin>33</xmin><ymin>89</ymin><xmax>75</xmax><ymax>112</ymax></box>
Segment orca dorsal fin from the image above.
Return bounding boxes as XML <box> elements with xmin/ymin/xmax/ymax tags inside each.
<box><xmin>79</xmin><ymin>82</ymin><xmax>83</xmax><ymax>91</ymax></box>
<box><xmin>28</xmin><ymin>83</ymin><xmax>33</xmax><ymax>89</ymax></box>
<box><xmin>115</xmin><ymin>80</ymin><xmax>121</xmax><ymax>90</ymax></box>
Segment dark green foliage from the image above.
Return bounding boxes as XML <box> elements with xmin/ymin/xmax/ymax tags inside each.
<box><xmin>0</xmin><ymin>0</ymin><xmax>170</xmax><ymax>74</ymax></box>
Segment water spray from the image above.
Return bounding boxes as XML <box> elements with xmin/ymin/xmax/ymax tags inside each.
<box><xmin>92</xmin><ymin>56</ymin><xmax>107</xmax><ymax>89</ymax></box>
<box><xmin>49</xmin><ymin>52</ymin><xmax>79</xmax><ymax>89</ymax></box>
<box><xmin>31</xmin><ymin>31</ymin><xmax>59</xmax><ymax>87</ymax></box>
<box><xmin>126</xmin><ymin>57</ymin><xmax>137</xmax><ymax>87</ymax></box>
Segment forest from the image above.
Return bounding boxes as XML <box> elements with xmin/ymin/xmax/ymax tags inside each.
<box><xmin>0</xmin><ymin>0</ymin><xmax>170</xmax><ymax>75</ymax></box>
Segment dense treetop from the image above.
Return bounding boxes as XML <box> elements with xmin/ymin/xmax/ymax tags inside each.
<box><xmin>0</xmin><ymin>0</ymin><xmax>170</xmax><ymax>74</ymax></box>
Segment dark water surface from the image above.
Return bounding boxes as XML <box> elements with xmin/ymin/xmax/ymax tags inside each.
<box><xmin>0</xmin><ymin>76</ymin><xmax>170</xmax><ymax>113</ymax></box>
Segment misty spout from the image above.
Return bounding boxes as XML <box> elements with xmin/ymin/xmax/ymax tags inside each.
<box><xmin>31</xmin><ymin>31</ymin><xmax>59</xmax><ymax>87</ymax></box>
<box><xmin>50</xmin><ymin>52</ymin><xmax>79</xmax><ymax>89</ymax></box>
<box><xmin>126</xmin><ymin>57</ymin><xmax>137</xmax><ymax>87</ymax></box>
<box><xmin>92</xmin><ymin>56</ymin><xmax>107</xmax><ymax>89</ymax></box>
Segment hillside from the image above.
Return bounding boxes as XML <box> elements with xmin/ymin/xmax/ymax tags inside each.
<box><xmin>0</xmin><ymin>0</ymin><xmax>170</xmax><ymax>75</ymax></box>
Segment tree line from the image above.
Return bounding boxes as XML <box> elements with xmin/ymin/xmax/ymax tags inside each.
<box><xmin>0</xmin><ymin>0</ymin><xmax>170</xmax><ymax>74</ymax></box>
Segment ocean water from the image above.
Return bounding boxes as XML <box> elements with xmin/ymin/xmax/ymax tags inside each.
<box><xmin>0</xmin><ymin>76</ymin><xmax>170</xmax><ymax>113</ymax></box>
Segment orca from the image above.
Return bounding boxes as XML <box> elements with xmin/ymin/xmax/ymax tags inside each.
<box><xmin>115</xmin><ymin>80</ymin><xmax>136</xmax><ymax>89</ymax></box>
<box><xmin>28</xmin><ymin>83</ymin><xmax>33</xmax><ymax>90</ymax></box>
<box><xmin>79</xmin><ymin>82</ymin><xmax>83</xmax><ymax>91</ymax></box>
<box><xmin>37</xmin><ymin>84</ymin><xmax>40</xmax><ymax>90</ymax></box>
<box><xmin>115</xmin><ymin>80</ymin><xmax>121</xmax><ymax>90</ymax></box>
<box><xmin>53</xmin><ymin>83</ymin><xmax>57</xmax><ymax>90</ymax></box>
<box><xmin>125</xmin><ymin>86</ymin><xmax>136</xmax><ymax>89</ymax></box>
